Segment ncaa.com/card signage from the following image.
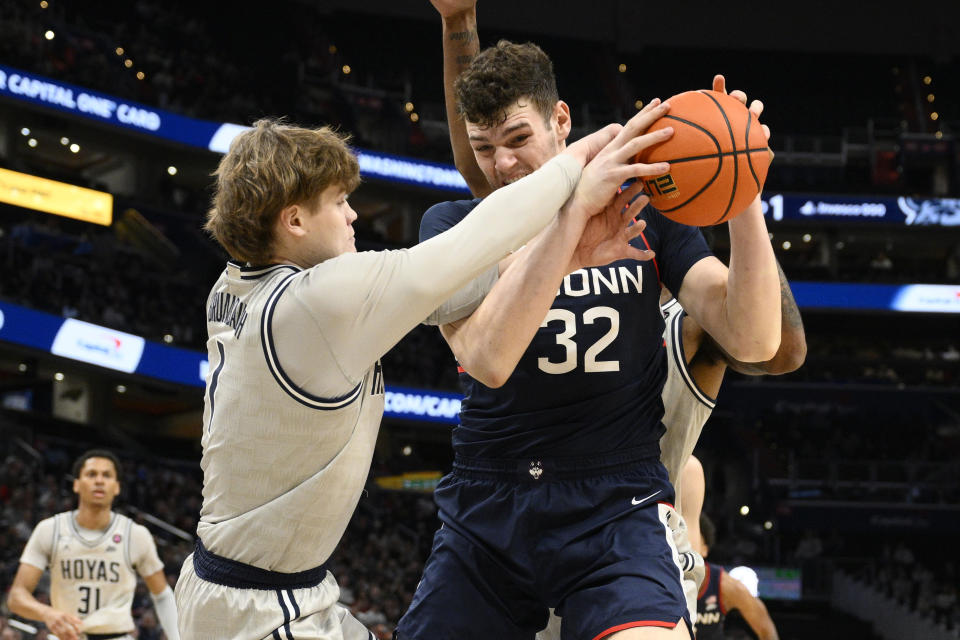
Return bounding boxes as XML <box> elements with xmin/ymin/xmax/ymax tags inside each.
<box><xmin>0</xmin><ymin>300</ymin><xmax>464</xmax><ymax>424</ymax></box>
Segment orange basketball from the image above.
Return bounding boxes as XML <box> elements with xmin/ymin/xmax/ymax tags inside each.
<box><xmin>635</xmin><ymin>90</ymin><xmax>773</xmax><ymax>226</ymax></box>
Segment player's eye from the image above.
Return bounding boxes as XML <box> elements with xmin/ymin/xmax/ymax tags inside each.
<box><xmin>473</xmin><ymin>145</ymin><xmax>493</xmax><ymax>154</ymax></box>
<box><xmin>510</xmin><ymin>135</ymin><xmax>530</xmax><ymax>146</ymax></box>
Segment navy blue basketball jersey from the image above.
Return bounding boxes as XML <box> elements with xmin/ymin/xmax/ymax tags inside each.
<box><xmin>696</xmin><ymin>562</ymin><xmax>726</xmax><ymax>639</ymax></box>
<box><xmin>420</xmin><ymin>198</ymin><xmax>712</xmax><ymax>458</ymax></box>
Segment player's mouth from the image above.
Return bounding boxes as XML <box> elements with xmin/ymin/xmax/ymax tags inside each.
<box><xmin>501</xmin><ymin>172</ymin><xmax>529</xmax><ymax>187</ymax></box>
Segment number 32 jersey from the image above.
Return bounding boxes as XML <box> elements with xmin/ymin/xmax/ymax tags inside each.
<box><xmin>420</xmin><ymin>199</ymin><xmax>711</xmax><ymax>459</ymax></box>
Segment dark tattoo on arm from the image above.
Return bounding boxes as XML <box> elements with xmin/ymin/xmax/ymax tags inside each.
<box><xmin>777</xmin><ymin>261</ymin><xmax>803</xmax><ymax>330</ymax></box>
<box><xmin>448</xmin><ymin>30</ymin><xmax>476</xmax><ymax>43</ymax></box>
<box><xmin>456</xmin><ymin>55</ymin><xmax>474</xmax><ymax>65</ymax></box>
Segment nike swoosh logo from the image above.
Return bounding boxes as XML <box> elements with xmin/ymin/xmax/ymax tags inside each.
<box><xmin>631</xmin><ymin>490</ymin><xmax>662</xmax><ymax>506</ymax></box>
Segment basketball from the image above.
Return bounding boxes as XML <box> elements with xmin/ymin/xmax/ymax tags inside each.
<box><xmin>635</xmin><ymin>90</ymin><xmax>773</xmax><ymax>226</ymax></box>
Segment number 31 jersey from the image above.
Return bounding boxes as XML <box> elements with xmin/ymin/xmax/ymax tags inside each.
<box><xmin>420</xmin><ymin>199</ymin><xmax>712</xmax><ymax>459</ymax></box>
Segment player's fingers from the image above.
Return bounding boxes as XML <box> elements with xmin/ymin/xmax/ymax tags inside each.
<box><xmin>713</xmin><ymin>74</ymin><xmax>726</xmax><ymax>93</ymax></box>
<box><xmin>614</xmin><ymin>181</ymin><xmax>645</xmax><ymax>212</ymax></box>
<box><xmin>615</xmin><ymin>127</ymin><xmax>672</xmax><ymax>164</ymax></box>
<box><xmin>637</xmin><ymin>97</ymin><xmax>661</xmax><ymax>114</ymax></box>
<box><xmin>762</xmin><ymin>124</ymin><xmax>771</xmax><ymax>141</ymax></box>
<box><xmin>621</xmin><ymin>159</ymin><xmax>670</xmax><ymax>181</ymax></box>
<box><xmin>729</xmin><ymin>89</ymin><xmax>747</xmax><ymax>105</ymax></box>
<box><xmin>618</xmin><ymin>100</ymin><xmax>671</xmax><ymax>142</ymax></box>
<box><xmin>625</xmin><ymin>247</ymin><xmax>656</xmax><ymax>262</ymax></box>
<box><xmin>749</xmin><ymin>99</ymin><xmax>764</xmax><ymax>118</ymax></box>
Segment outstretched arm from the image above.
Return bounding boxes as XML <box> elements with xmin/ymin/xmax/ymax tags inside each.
<box><xmin>720</xmin><ymin>571</ymin><xmax>780</xmax><ymax>640</ymax></box>
<box><xmin>431</xmin><ymin>0</ymin><xmax>491</xmax><ymax>197</ymax></box>
<box><xmin>677</xmin><ymin>76</ymin><xmax>780</xmax><ymax>363</ymax></box>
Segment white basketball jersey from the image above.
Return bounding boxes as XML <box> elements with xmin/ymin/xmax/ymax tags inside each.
<box><xmin>197</xmin><ymin>263</ymin><xmax>386</xmax><ymax>573</ymax></box>
<box><xmin>48</xmin><ymin>512</ymin><xmax>138</xmax><ymax>634</ymax></box>
<box><xmin>658</xmin><ymin>298</ymin><xmax>716</xmax><ymax>489</ymax></box>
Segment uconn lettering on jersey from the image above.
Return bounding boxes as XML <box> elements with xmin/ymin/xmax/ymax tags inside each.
<box><xmin>556</xmin><ymin>265</ymin><xmax>643</xmax><ymax>297</ymax></box>
<box><xmin>207</xmin><ymin>292</ymin><xmax>249</xmax><ymax>338</ymax></box>
<box><xmin>60</xmin><ymin>559</ymin><xmax>121</xmax><ymax>582</ymax></box>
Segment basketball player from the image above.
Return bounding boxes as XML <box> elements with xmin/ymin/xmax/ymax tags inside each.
<box><xmin>695</xmin><ymin>514</ymin><xmax>780</xmax><ymax>640</ymax></box>
<box><xmin>173</xmin><ymin>113</ymin><xmax>683</xmax><ymax>640</ymax></box>
<box><xmin>538</xmin><ymin>278</ymin><xmax>805</xmax><ymax>640</ymax></box>
<box><xmin>6</xmin><ymin>450</ymin><xmax>179</xmax><ymax>640</ymax></box>
<box><xmin>397</xmin><ymin>5</ymin><xmax>781</xmax><ymax>639</ymax></box>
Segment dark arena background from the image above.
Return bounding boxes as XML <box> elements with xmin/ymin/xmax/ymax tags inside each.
<box><xmin>1</xmin><ymin>1</ymin><xmax>959</xmax><ymax>638</ymax></box>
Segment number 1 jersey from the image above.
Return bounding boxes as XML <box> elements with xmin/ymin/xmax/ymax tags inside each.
<box><xmin>420</xmin><ymin>199</ymin><xmax>712</xmax><ymax>459</ymax></box>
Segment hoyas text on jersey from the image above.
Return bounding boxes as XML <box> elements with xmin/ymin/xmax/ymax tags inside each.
<box><xmin>60</xmin><ymin>559</ymin><xmax>121</xmax><ymax>582</ymax></box>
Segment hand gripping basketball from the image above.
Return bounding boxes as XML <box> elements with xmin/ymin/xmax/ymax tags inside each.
<box><xmin>633</xmin><ymin>78</ymin><xmax>774</xmax><ymax>226</ymax></box>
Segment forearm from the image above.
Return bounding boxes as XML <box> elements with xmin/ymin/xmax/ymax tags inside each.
<box><xmin>7</xmin><ymin>586</ymin><xmax>53</xmax><ymax>622</ymax></box>
<box><xmin>445</xmin><ymin>212</ymin><xmax>583</xmax><ymax>387</ymax></box>
<box><xmin>723</xmin><ymin>198</ymin><xmax>780</xmax><ymax>361</ymax></box>
<box><xmin>727</xmin><ymin>260</ymin><xmax>806</xmax><ymax>375</ymax></box>
<box><xmin>440</xmin><ymin>8</ymin><xmax>490</xmax><ymax>197</ymax></box>
<box><xmin>321</xmin><ymin>154</ymin><xmax>582</xmax><ymax>372</ymax></box>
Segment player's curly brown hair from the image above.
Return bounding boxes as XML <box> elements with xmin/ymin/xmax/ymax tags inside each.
<box><xmin>205</xmin><ymin>118</ymin><xmax>360</xmax><ymax>265</ymax></box>
<box><xmin>454</xmin><ymin>40</ymin><xmax>559</xmax><ymax>128</ymax></box>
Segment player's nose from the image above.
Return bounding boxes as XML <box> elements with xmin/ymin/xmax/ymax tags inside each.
<box><xmin>493</xmin><ymin>147</ymin><xmax>518</xmax><ymax>173</ymax></box>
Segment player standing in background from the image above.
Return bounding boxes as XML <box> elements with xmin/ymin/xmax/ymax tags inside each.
<box><xmin>397</xmin><ymin>2</ymin><xmax>781</xmax><ymax>638</ymax></box>
<box><xmin>7</xmin><ymin>450</ymin><xmax>179</xmax><ymax>640</ymax></box>
<box><xmin>695</xmin><ymin>514</ymin><xmax>781</xmax><ymax>640</ymax></box>
<box><xmin>174</xmin><ymin>113</ymin><xmax>678</xmax><ymax>640</ymax></box>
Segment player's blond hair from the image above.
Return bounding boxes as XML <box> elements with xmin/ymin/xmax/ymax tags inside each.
<box><xmin>205</xmin><ymin>119</ymin><xmax>360</xmax><ymax>265</ymax></box>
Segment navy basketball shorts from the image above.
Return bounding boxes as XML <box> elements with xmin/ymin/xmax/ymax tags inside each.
<box><xmin>396</xmin><ymin>448</ymin><xmax>691</xmax><ymax>640</ymax></box>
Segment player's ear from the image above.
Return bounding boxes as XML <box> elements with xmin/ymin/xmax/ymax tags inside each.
<box><xmin>277</xmin><ymin>204</ymin><xmax>308</xmax><ymax>238</ymax></box>
<box><xmin>72</xmin><ymin>478</ymin><xmax>80</xmax><ymax>495</ymax></box>
<box><xmin>554</xmin><ymin>100</ymin><xmax>572</xmax><ymax>144</ymax></box>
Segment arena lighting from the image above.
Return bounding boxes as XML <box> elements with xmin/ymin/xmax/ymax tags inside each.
<box><xmin>923</xmin><ymin>75</ymin><xmax>932</xmax><ymax>85</ymax></box>
<box><xmin>342</xmin><ymin>65</ymin><xmax>351</xmax><ymax>75</ymax></box>
<box><xmin>935</xmin><ymin>131</ymin><xmax>943</xmax><ymax>140</ymax></box>
<box><xmin>60</xmin><ymin>136</ymin><xmax>69</xmax><ymax>145</ymax></box>
<box><xmin>54</xmin><ymin>372</ymin><xmax>64</xmax><ymax>381</ymax></box>
<box><xmin>410</xmin><ymin>112</ymin><xmax>419</xmax><ymax>123</ymax></box>
<box><xmin>136</xmin><ymin>71</ymin><xmax>145</xmax><ymax>80</ymax></box>
<box><xmin>802</xmin><ymin>233</ymin><xmax>812</xmax><ymax>242</ymax></box>
<box><xmin>167</xmin><ymin>165</ymin><xmax>178</xmax><ymax>176</ymax></box>
<box><xmin>618</xmin><ymin>63</ymin><xmax>627</xmax><ymax>72</ymax></box>
<box><xmin>163</xmin><ymin>334</ymin><xmax>174</xmax><ymax>343</ymax></box>
<box><xmin>781</xmin><ymin>241</ymin><xmax>791</xmax><ymax>250</ymax></box>
<box><xmin>0</xmin><ymin>167</ymin><xmax>113</xmax><ymax>225</ymax></box>
<box><xmin>328</xmin><ymin>44</ymin><xmax>337</xmax><ymax>54</ymax></box>
<box><xmin>402</xmin><ymin>445</ymin><xmax>413</xmax><ymax>456</ymax></box>
<box><xmin>634</xmin><ymin>100</ymin><xmax>643</xmax><ymax>109</ymax></box>
<box><xmin>927</xmin><ymin>93</ymin><xmax>935</xmax><ymax>102</ymax></box>
<box><xmin>116</xmin><ymin>384</ymin><xmax>127</xmax><ymax>393</ymax></box>
<box><xmin>404</xmin><ymin>102</ymin><xmax>414</xmax><ymax>112</ymax></box>
<box><xmin>20</xmin><ymin>127</ymin><xmax>29</xmax><ymax>135</ymax></box>
<box><xmin>740</xmin><ymin>505</ymin><xmax>750</xmax><ymax>516</ymax></box>
<box><xmin>40</xmin><ymin>0</ymin><xmax>48</xmax><ymax>8</ymax></box>
<box><xmin>764</xmin><ymin>521</ymin><xmax>773</xmax><ymax>530</ymax></box>
<box><xmin>69</xmin><ymin>143</ymin><xmax>80</xmax><ymax>153</ymax></box>
<box><xmin>124</xmin><ymin>59</ymin><xmax>133</xmax><ymax>69</ymax></box>
<box><xmin>931</xmin><ymin>112</ymin><xmax>939</xmax><ymax>121</ymax></box>
<box><xmin>115</xmin><ymin>47</ymin><xmax>124</xmax><ymax>56</ymax></box>
<box><xmin>27</xmin><ymin>138</ymin><xmax>37</xmax><ymax>147</ymax></box>
<box><xmin>44</xmin><ymin>31</ymin><xmax>54</xmax><ymax>40</ymax></box>
<box><xmin>18</xmin><ymin>363</ymin><xmax>27</xmax><ymax>372</ymax></box>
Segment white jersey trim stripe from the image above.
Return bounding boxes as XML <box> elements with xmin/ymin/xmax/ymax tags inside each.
<box><xmin>671</xmin><ymin>311</ymin><xmax>717</xmax><ymax>409</ymax></box>
<box><xmin>261</xmin><ymin>273</ymin><xmax>363</xmax><ymax>410</ymax></box>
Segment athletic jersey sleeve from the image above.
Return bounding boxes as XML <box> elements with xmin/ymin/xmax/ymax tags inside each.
<box><xmin>128</xmin><ymin>523</ymin><xmax>164</xmax><ymax>578</ymax></box>
<box><xmin>647</xmin><ymin>206</ymin><xmax>713</xmax><ymax>294</ymax></box>
<box><xmin>272</xmin><ymin>153</ymin><xmax>582</xmax><ymax>391</ymax></box>
<box><xmin>19</xmin><ymin>517</ymin><xmax>55</xmax><ymax>571</ymax></box>
<box><xmin>419</xmin><ymin>200</ymin><xmax>498</xmax><ymax>326</ymax></box>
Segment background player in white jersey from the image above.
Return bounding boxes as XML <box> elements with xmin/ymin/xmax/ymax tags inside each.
<box><xmin>7</xmin><ymin>450</ymin><xmax>179</xmax><ymax>640</ymax></box>
<box><xmin>175</xmin><ymin>112</ymin><xmax>681</xmax><ymax>640</ymax></box>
